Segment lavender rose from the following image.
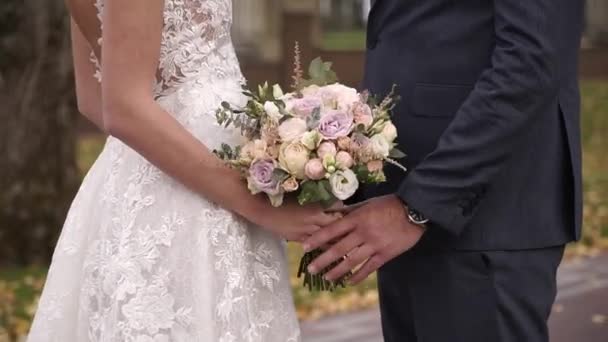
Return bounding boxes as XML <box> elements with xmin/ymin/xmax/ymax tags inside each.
<box><xmin>289</xmin><ymin>97</ymin><xmax>322</xmax><ymax>118</ymax></box>
<box><xmin>318</xmin><ymin>110</ymin><xmax>354</xmax><ymax>140</ymax></box>
<box><xmin>248</xmin><ymin>159</ymin><xmax>281</xmax><ymax>196</ymax></box>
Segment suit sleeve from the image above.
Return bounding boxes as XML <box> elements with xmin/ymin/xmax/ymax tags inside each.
<box><xmin>398</xmin><ymin>0</ymin><xmax>559</xmax><ymax>236</ymax></box>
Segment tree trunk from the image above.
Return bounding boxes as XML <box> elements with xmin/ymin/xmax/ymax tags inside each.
<box><xmin>0</xmin><ymin>0</ymin><xmax>79</xmax><ymax>266</ymax></box>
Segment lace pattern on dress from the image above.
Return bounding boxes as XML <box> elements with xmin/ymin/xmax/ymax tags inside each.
<box><xmin>28</xmin><ymin>1</ymin><xmax>300</xmax><ymax>341</ymax></box>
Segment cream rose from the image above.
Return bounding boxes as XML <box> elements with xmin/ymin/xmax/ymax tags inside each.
<box><xmin>369</xmin><ymin>134</ymin><xmax>391</xmax><ymax>159</ymax></box>
<box><xmin>329</xmin><ymin>169</ymin><xmax>359</xmax><ymax>200</ymax></box>
<box><xmin>240</xmin><ymin>139</ymin><xmax>267</xmax><ymax>162</ymax></box>
<box><xmin>278</xmin><ymin>118</ymin><xmax>307</xmax><ymax>142</ymax></box>
<box><xmin>279</xmin><ymin>142</ymin><xmax>310</xmax><ymax>179</ymax></box>
<box><xmin>381</xmin><ymin>122</ymin><xmax>398</xmax><ymax>142</ymax></box>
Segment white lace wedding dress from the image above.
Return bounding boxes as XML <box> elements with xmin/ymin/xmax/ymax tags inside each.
<box><xmin>27</xmin><ymin>1</ymin><xmax>301</xmax><ymax>341</ymax></box>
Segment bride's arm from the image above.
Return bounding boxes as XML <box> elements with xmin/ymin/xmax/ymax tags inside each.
<box><xmin>71</xmin><ymin>19</ymin><xmax>104</xmax><ymax>130</ymax></box>
<box><xmin>95</xmin><ymin>0</ymin><xmax>335</xmax><ymax>240</ymax></box>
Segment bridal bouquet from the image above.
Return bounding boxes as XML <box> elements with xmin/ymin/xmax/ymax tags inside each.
<box><xmin>215</xmin><ymin>46</ymin><xmax>405</xmax><ymax>291</ymax></box>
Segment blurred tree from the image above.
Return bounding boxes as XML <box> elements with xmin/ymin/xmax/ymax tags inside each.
<box><xmin>0</xmin><ymin>0</ymin><xmax>79</xmax><ymax>265</ymax></box>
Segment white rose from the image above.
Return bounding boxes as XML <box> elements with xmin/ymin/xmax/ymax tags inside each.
<box><xmin>278</xmin><ymin>118</ymin><xmax>307</xmax><ymax>142</ymax></box>
<box><xmin>272</xmin><ymin>84</ymin><xmax>284</xmax><ymax>99</ymax></box>
<box><xmin>300</xmin><ymin>130</ymin><xmax>322</xmax><ymax>150</ymax></box>
<box><xmin>369</xmin><ymin>134</ymin><xmax>391</xmax><ymax>159</ymax></box>
<box><xmin>329</xmin><ymin>169</ymin><xmax>359</xmax><ymax>200</ymax></box>
<box><xmin>381</xmin><ymin>122</ymin><xmax>398</xmax><ymax>142</ymax></box>
<box><xmin>279</xmin><ymin>142</ymin><xmax>310</xmax><ymax>179</ymax></box>
<box><xmin>264</xmin><ymin>101</ymin><xmax>283</xmax><ymax>123</ymax></box>
<box><xmin>301</xmin><ymin>85</ymin><xmax>321</xmax><ymax>98</ymax></box>
<box><xmin>322</xmin><ymin>84</ymin><xmax>360</xmax><ymax>109</ymax></box>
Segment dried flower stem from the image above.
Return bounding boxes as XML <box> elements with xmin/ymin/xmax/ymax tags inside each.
<box><xmin>291</xmin><ymin>41</ymin><xmax>304</xmax><ymax>90</ymax></box>
<box><xmin>384</xmin><ymin>157</ymin><xmax>408</xmax><ymax>172</ymax></box>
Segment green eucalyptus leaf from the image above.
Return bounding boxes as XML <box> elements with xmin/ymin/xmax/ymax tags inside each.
<box><xmin>306</xmin><ymin>107</ymin><xmax>321</xmax><ymax>130</ymax></box>
<box><xmin>272</xmin><ymin>168</ymin><xmax>290</xmax><ymax>183</ymax></box>
<box><xmin>389</xmin><ymin>148</ymin><xmax>407</xmax><ymax>159</ymax></box>
<box><xmin>298</xmin><ymin>181</ymin><xmax>321</xmax><ymax>205</ymax></box>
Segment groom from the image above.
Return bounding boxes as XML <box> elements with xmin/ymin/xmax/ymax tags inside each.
<box><xmin>304</xmin><ymin>0</ymin><xmax>584</xmax><ymax>341</ymax></box>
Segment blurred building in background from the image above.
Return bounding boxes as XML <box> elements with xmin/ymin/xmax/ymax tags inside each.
<box><xmin>586</xmin><ymin>0</ymin><xmax>608</xmax><ymax>47</ymax></box>
<box><xmin>231</xmin><ymin>0</ymin><xmax>608</xmax><ymax>89</ymax></box>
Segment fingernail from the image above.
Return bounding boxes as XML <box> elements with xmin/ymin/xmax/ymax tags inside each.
<box><xmin>308</xmin><ymin>265</ymin><xmax>317</xmax><ymax>274</ymax></box>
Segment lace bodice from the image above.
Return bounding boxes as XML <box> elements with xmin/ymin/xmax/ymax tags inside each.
<box><xmin>93</xmin><ymin>0</ymin><xmax>244</xmax><ymax>96</ymax></box>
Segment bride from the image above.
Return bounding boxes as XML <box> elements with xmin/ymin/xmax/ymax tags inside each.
<box><xmin>27</xmin><ymin>0</ymin><xmax>339</xmax><ymax>341</ymax></box>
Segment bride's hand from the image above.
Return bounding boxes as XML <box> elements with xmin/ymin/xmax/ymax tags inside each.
<box><xmin>254</xmin><ymin>200</ymin><xmax>343</xmax><ymax>242</ymax></box>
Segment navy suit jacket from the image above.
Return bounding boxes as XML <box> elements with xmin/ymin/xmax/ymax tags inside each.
<box><xmin>361</xmin><ymin>0</ymin><xmax>584</xmax><ymax>250</ymax></box>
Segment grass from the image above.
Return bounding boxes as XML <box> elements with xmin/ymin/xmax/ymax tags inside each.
<box><xmin>570</xmin><ymin>81</ymin><xmax>608</xmax><ymax>254</ymax></box>
<box><xmin>1</xmin><ymin>81</ymin><xmax>607</xmax><ymax>340</ymax></box>
<box><xmin>322</xmin><ymin>30</ymin><xmax>367</xmax><ymax>51</ymax></box>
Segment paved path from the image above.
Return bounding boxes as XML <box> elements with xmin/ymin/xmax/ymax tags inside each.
<box><xmin>301</xmin><ymin>254</ymin><xmax>608</xmax><ymax>342</ymax></box>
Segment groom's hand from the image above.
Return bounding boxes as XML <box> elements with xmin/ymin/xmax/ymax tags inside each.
<box><xmin>304</xmin><ymin>195</ymin><xmax>426</xmax><ymax>284</ymax></box>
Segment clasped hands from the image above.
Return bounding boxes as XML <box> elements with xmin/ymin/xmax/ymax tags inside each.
<box><xmin>302</xmin><ymin>194</ymin><xmax>426</xmax><ymax>285</ymax></box>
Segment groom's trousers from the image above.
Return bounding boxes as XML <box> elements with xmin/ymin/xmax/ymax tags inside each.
<box><xmin>377</xmin><ymin>245</ymin><xmax>565</xmax><ymax>342</ymax></box>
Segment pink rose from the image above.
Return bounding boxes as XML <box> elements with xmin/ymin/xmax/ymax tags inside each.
<box><xmin>367</xmin><ymin>160</ymin><xmax>384</xmax><ymax>173</ymax></box>
<box><xmin>351</xmin><ymin>102</ymin><xmax>373</xmax><ymax>128</ymax></box>
<box><xmin>305</xmin><ymin>158</ymin><xmax>325</xmax><ymax>180</ymax></box>
<box><xmin>282</xmin><ymin>177</ymin><xmax>300</xmax><ymax>192</ymax></box>
<box><xmin>336</xmin><ymin>151</ymin><xmax>354</xmax><ymax>170</ymax></box>
<box><xmin>317</xmin><ymin>141</ymin><xmax>337</xmax><ymax>159</ymax></box>
<box><xmin>318</xmin><ymin>110</ymin><xmax>354</xmax><ymax>140</ymax></box>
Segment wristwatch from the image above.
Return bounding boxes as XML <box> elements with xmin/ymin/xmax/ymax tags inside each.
<box><xmin>401</xmin><ymin>201</ymin><xmax>429</xmax><ymax>227</ymax></box>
